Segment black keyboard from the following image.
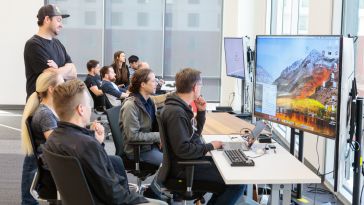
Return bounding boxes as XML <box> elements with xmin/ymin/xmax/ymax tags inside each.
<box><xmin>223</xmin><ymin>149</ymin><xmax>255</xmax><ymax>167</ymax></box>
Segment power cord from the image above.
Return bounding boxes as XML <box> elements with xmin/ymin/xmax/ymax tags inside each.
<box><xmin>361</xmin><ymin>179</ymin><xmax>364</xmax><ymax>205</ymax></box>
<box><xmin>228</xmin><ymin>92</ymin><xmax>235</xmax><ymax>107</ymax></box>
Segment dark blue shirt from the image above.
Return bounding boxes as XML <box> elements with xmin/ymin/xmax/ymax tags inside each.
<box><xmin>136</xmin><ymin>92</ymin><xmax>156</xmax><ymax>123</ymax></box>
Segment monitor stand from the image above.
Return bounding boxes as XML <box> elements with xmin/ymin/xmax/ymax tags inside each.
<box><xmin>289</xmin><ymin>128</ymin><xmax>316</xmax><ymax>205</ymax></box>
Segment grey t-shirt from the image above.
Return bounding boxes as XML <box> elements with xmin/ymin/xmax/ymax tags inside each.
<box><xmin>31</xmin><ymin>104</ymin><xmax>58</xmax><ymax>154</ymax></box>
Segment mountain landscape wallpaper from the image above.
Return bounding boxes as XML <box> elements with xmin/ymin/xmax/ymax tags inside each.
<box><xmin>254</xmin><ymin>36</ymin><xmax>341</xmax><ymax>138</ymax></box>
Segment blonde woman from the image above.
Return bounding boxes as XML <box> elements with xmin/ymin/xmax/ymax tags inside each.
<box><xmin>20</xmin><ymin>71</ymin><xmax>64</xmax><ymax>205</ymax></box>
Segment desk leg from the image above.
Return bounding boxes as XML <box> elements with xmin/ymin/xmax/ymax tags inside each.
<box><xmin>247</xmin><ymin>184</ymin><xmax>253</xmax><ymax>199</ymax></box>
<box><xmin>282</xmin><ymin>184</ymin><xmax>291</xmax><ymax>205</ymax></box>
<box><xmin>269</xmin><ymin>184</ymin><xmax>279</xmax><ymax>205</ymax></box>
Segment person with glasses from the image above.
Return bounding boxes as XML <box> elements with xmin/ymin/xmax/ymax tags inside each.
<box><xmin>159</xmin><ymin>68</ymin><xmax>246</xmax><ymax>205</ymax></box>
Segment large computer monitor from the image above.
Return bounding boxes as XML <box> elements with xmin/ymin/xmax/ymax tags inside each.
<box><xmin>224</xmin><ymin>37</ymin><xmax>246</xmax><ymax>79</ymax></box>
<box><xmin>254</xmin><ymin>35</ymin><xmax>343</xmax><ymax>138</ymax></box>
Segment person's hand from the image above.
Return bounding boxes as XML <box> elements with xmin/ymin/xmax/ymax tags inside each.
<box><xmin>118</xmin><ymin>84</ymin><xmax>125</xmax><ymax>88</ymax></box>
<box><xmin>210</xmin><ymin>141</ymin><xmax>223</xmax><ymax>149</ymax></box>
<box><xmin>158</xmin><ymin>79</ymin><xmax>165</xmax><ymax>85</ymax></box>
<box><xmin>194</xmin><ymin>96</ymin><xmax>207</xmax><ymax>111</ymax></box>
<box><xmin>121</xmin><ymin>92</ymin><xmax>129</xmax><ymax>98</ymax></box>
<box><xmin>90</xmin><ymin>121</ymin><xmax>105</xmax><ymax>144</ymax></box>
<box><xmin>47</xmin><ymin>60</ymin><xmax>58</xmax><ymax>68</ymax></box>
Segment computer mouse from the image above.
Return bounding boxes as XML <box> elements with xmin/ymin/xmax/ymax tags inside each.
<box><xmin>255</xmin><ymin>148</ymin><xmax>265</xmax><ymax>155</ymax></box>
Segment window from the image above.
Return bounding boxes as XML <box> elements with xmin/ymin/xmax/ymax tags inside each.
<box><xmin>111</xmin><ymin>12</ymin><xmax>123</xmax><ymax>26</ymax></box>
<box><xmin>188</xmin><ymin>0</ymin><xmax>200</xmax><ymax>4</ymax></box>
<box><xmin>85</xmin><ymin>11</ymin><xmax>96</xmax><ymax>25</ymax></box>
<box><xmin>48</xmin><ymin>0</ymin><xmax>103</xmax><ymax>73</ymax></box>
<box><xmin>138</xmin><ymin>12</ymin><xmax>149</xmax><ymax>27</ymax></box>
<box><xmin>188</xmin><ymin>13</ymin><xmax>199</xmax><ymax>28</ymax></box>
<box><xmin>165</xmin><ymin>13</ymin><xmax>172</xmax><ymax>28</ymax></box>
<box><xmin>298</xmin><ymin>0</ymin><xmax>309</xmax><ymax>34</ymax></box>
<box><xmin>48</xmin><ymin>0</ymin><xmax>223</xmax><ymax>101</ymax></box>
<box><xmin>165</xmin><ymin>0</ymin><xmax>222</xmax><ymax>100</ymax></box>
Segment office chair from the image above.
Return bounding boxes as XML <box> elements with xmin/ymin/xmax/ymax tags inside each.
<box><xmin>25</xmin><ymin>116</ymin><xmax>59</xmax><ymax>204</ymax></box>
<box><xmin>105</xmin><ymin>105</ymin><xmax>159</xmax><ymax>193</ymax></box>
<box><xmin>156</xmin><ymin>112</ymin><xmax>224</xmax><ymax>203</ymax></box>
<box><xmin>42</xmin><ymin>148</ymin><xmax>95</xmax><ymax>205</ymax></box>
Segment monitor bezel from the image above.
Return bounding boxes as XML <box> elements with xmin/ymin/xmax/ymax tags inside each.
<box><xmin>253</xmin><ymin>35</ymin><xmax>343</xmax><ymax>139</ymax></box>
<box><xmin>223</xmin><ymin>37</ymin><xmax>246</xmax><ymax>80</ymax></box>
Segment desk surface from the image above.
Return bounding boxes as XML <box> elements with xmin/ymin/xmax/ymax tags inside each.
<box><xmin>203</xmin><ymin>112</ymin><xmax>256</xmax><ymax>135</ymax></box>
<box><xmin>203</xmin><ymin>135</ymin><xmax>320</xmax><ymax>185</ymax></box>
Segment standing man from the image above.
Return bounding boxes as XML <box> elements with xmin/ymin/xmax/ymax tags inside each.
<box><xmin>24</xmin><ymin>4</ymin><xmax>77</xmax><ymax>100</ymax></box>
<box><xmin>159</xmin><ymin>68</ymin><xmax>246</xmax><ymax>205</ymax></box>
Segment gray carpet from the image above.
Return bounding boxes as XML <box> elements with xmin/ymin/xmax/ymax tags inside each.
<box><xmin>0</xmin><ymin>109</ymin><xmax>343</xmax><ymax>205</ymax></box>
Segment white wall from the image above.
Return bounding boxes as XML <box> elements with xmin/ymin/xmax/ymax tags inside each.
<box><xmin>0</xmin><ymin>1</ymin><xmax>43</xmax><ymax>105</ymax></box>
<box><xmin>220</xmin><ymin>0</ymin><xmax>267</xmax><ymax>110</ymax></box>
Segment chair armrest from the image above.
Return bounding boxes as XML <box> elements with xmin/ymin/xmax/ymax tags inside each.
<box><xmin>177</xmin><ymin>160</ymin><xmax>212</xmax><ymax>197</ymax></box>
<box><xmin>128</xmin><ymin>141</ymin><xmax>154</xmax><ymax>145</ymax></box>
<box><xmin>177</xmin><ymin>160</ymin><xmax>211</xmax><ymax>165</ymax></box>
<box><xmin>128</xmin><ymin>141</ymin><xmax>154</xmax><ymax>167</ymax></box>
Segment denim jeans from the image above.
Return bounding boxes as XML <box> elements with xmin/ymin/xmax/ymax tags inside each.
<box><xmin>127</xmin><ymin>146</ymin><xmax>163</xmax><ymax>166</ymax></box>
<box><xmin>21</xmin><ymin>155</ymin><xmax>39</xmax><ymax>205</ymax></box>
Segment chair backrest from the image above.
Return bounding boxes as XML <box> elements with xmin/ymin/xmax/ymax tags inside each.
<box><xmin>155</xmin><ymin>111</ymin><xmax>172</xmax><ymax>185</ymax></box>
<box><xmin>42</xmin><ymin>148</ymin><xmax>95</xmax><ymax>205</ymax></box>
<box><xmin>105</xmin><ymin>105</ymin><xmax>124</xmax><ymax>157</ymax></box>
<box><xmin>25</xmin><ymin>116</ymin><xmax>39</xmax><ymax>159</ymax></box>
<box><xmin>84</xmin><ymin>82</ymin><xmax>107</xmax><ymax>111</ymax></box>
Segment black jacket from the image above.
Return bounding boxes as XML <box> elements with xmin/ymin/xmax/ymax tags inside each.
<box><xmin>160</xmin><ymin>93</ymin><xmax>214</xmax><ymax>176</ymax></box>
<box><xmin>44</xmin><ymin>122</ymin><xmax>148</xmax><ymax>205</ymax></box>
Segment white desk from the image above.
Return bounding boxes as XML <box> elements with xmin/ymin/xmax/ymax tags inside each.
<box><xmin>203</xmin><ymin>135</ymin><xmax>320</xmax><ymax>205</ymax></box>
<box><xmin>160</xmin><ymin>80</ymin><xmax>175</xmax><ymax>91</ymax></box>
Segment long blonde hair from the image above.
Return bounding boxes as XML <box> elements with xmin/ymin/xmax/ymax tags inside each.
<box><xmin>21</xmin><ymin>71</ymin><xmax>61</xmax><ymax>155</ymax></box>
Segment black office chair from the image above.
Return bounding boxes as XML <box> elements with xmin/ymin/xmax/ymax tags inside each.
<box><xmin>156</xmin><ymin>111</ymin><xmax>224</xmax><ymax>203</ymax></box>
<box><xmin>42</xmin><ymin>148</ymin><xmax>95</xmax><ymax>205</ymax></box>
<box><xmin>25</xmin><ymin>116</ymin><xmax>58</xmax><ymax>204</ymax></box>
<box><xmin>105</xmin><ymin>105</ymin><xmax>159</xmax><ymax>193</ymax></box>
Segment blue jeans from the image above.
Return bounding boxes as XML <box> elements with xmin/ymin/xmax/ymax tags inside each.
<box><xmin>21</xmin><ymin>155</ymin><xmax>39</xmax><ymax>205</ymax></box>
<box><xmin>127</xmin><ymin>146</ymin><xmax>163</xmax><ymax>166</ymax></box>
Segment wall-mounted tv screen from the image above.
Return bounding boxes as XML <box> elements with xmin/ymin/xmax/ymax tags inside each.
<box><xmin>224</xmin><ymin>37</ymin><xmax>245</xmax><ymax>79</ymax></box>
<box><xmin>254</xmin><ymin>35</ymin><xmax>342</xmax><ymax>138</ymax></box>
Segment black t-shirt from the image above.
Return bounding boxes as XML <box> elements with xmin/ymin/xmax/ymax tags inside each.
<box><xmin>85</xmin><ymin>74</ymin><xmax>105</xmax><ymax>109</ymax></box>
<box><xmin>24</xmin><ymin>35</ymin><xmax>72</xmax><ymax>99</ymax></box>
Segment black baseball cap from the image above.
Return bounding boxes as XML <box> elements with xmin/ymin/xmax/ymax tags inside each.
<box><xmin>37</xmin><ymin>4</ymin><xmax>70</xmax><ymax>20</ymax></box>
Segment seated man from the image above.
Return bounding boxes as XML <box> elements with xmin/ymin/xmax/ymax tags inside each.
<box><xmin>128</xmin><ymin>55</ymin><xmax>140</xmax><ymax>78</ymax></box>
<box><xmin>120</xmin><ymin>69</ymin><xmax>162</xmax><ymax>166</ymax></box>
<box><xmin>84</xmin><ymin>60</ymin><xmax>105</xmax><ymax>111</ymax></box>
<box><xmin>159</xmin><ymin>68</ymin><xmax>246</xmax><ymax>205</ymax></box>
<box><xmin>100</xmin><ymin>65</ymin><xmax>129</xmax><ymax>107</ymax></box>
<box><xmin>44</xmin><ymin>79</ymin><xmax>166</xmax><ymax>205</ymax></box>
